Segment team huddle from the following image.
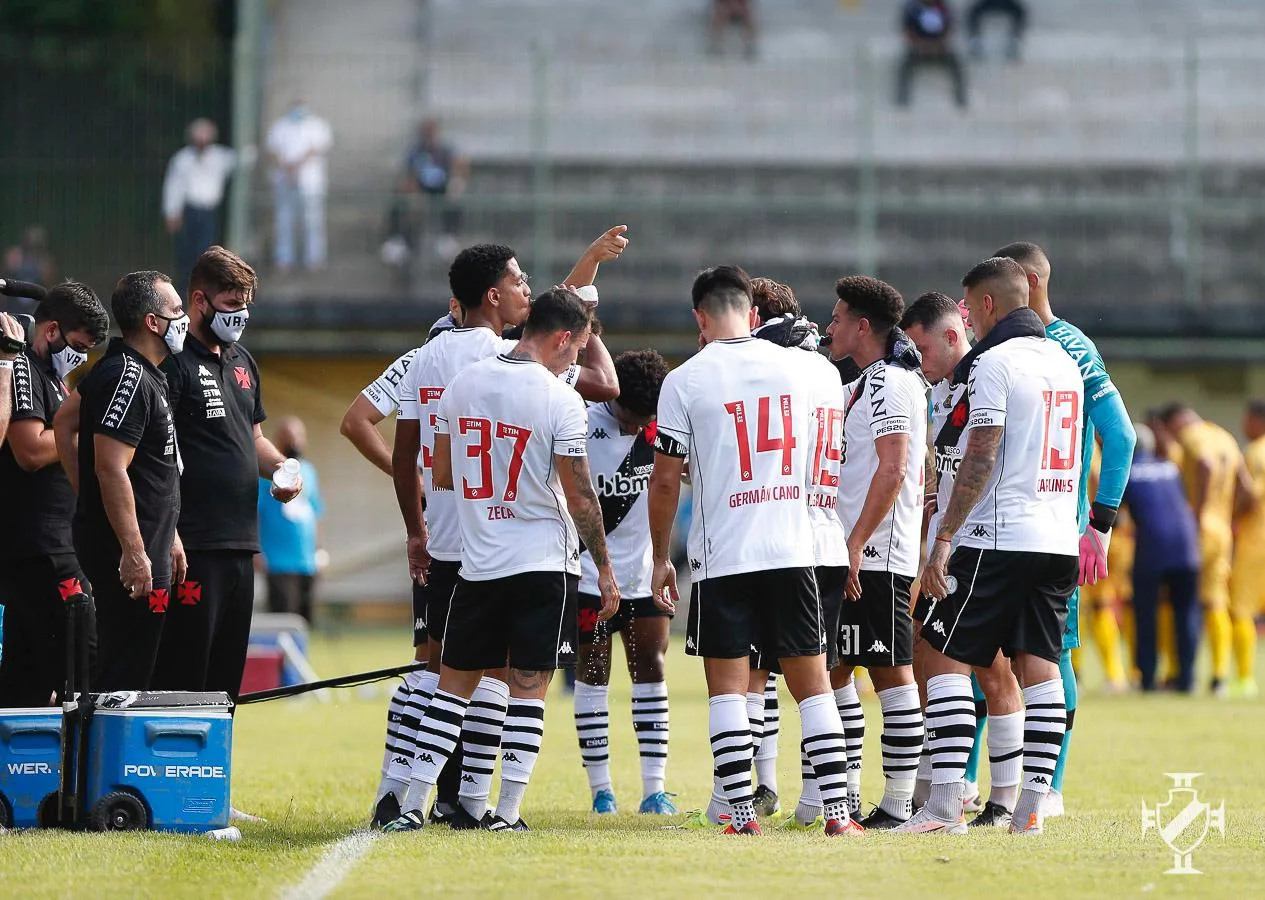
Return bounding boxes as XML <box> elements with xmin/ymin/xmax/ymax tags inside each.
<box><xmin>345</xmin><ymin>227</ymin><xmax>1133</xmax><ymax>836</ymax></box>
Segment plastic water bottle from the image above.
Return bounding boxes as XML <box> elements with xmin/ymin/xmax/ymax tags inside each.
<box><xmin>272</xmin><ymin>458</ymin><xmax>301</xmax><ymax>493</ymax></box>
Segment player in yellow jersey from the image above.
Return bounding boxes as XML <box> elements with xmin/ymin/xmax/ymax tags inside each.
<box><xmin>1078</xmin><ymin>442</ymin><xmax>1131</xmax><ymax>689</ymax></box>
<box><xmin>1229</xmin><ymin>400</ymin><xmax>1265</xmax><ymax>698</ymax></box>
<box><xmin>1158</xmin><ymin>403</ymin><xmax>1253</xmax><ymax>696</ymax></box>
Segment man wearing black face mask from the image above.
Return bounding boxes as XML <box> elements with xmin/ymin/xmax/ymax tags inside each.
<box><xmin>152</xmin><ymin>245</ymin><xmax>298</xmax><ymax>702</ymax></box>
<box><xmin>0</xmin><ymin>282</ymin><xmax>109</xmax><ymax>706</ymax></box>
<box><xmin>58</xmin><ymin>271</ymin><xmax>187</xmax><ymax>691</ymax></box>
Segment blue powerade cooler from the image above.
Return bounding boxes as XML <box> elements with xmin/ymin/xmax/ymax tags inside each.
<box><xmin>84</xmin><ymin>691</ymin><xmax>233</xmax><ymax>833</ymax></box>
<box><xmin>0</xmin><ymin>708</ymin><xmax>62</xmax><ymax>828</ymax></box>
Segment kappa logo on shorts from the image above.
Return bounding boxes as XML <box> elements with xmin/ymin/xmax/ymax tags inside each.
<box><xmin>868</xmin><ymin>640</ymin><xmax>889</xmax><ymax>653</ymax></box>
<box><xmin>686</xmin><ymin>636</ymin><xmax>696</xmax><ymax>650</ymax></box>
<box><xmin>559</xmin><ymin>641</ymin><xmax>574</xmax><ymax>655</ymax></box>
<box><xmin>970</xmin><ymin>525</ymin><xmax>989</xmax><ymax>538</ymax></box>
<box><xmin>930</xmin><ymin>619</ymin><xmax>947</xmax><ymax>636</ymax></box>
<box><xmin>414</xmin><ymin>617</ymin><xmax>425</xmax><ymax>630</ymax></box>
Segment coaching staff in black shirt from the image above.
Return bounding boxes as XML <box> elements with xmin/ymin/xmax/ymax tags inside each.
<box><xmin>151</xmin><ymin>246</ymin><xmax>300</xmax><ymax>701</ymax></box>
<box><xmin>62</xmin><ymin>272</ymin><xmax>188</xmax><ymax>691</ymax></box>
<box><xmin>0</xmin><ymin>282</ymin><xmax>109</xmax><ymax>706</ymax></box>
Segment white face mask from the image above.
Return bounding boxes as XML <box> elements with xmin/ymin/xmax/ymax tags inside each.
<box><xmin>162</xmin><ymin>314</ymin><xmax>191</xmax><ymax>354</ymax></box>
<box><xmin>51</xmin><ymin>344</ymin><xmax>87</xmax><ymax>380</ymax></box>
<box><xmin>210</xmin><ymin>306</ymin><xmax>249</xmax><ymax>344</ymax></box>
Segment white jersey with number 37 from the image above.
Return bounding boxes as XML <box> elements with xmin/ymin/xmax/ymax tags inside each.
<box><xmin>654</xmin><ymin>337</ymin><xmax>816</xmax><ymax>580</ymax></box>
<box><xmin>436</xmin><ymin>354</ymin><xmax>589</xmax><ymax>581</ymax></box>
<box><xmin>961</xmin><ymin>336</ymin><xmax>1084</xmax><ymax>555</ymax></box>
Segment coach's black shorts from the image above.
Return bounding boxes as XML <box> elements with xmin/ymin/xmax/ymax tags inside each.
<box><xmin>750</xmin><ymin>565</ymin><xmax>847</xmax><ymax>672</ymax></box>
<box><xmin>919</xmin><ymin>547</ymin><xmax>1077</xmax><ymax>667</ymax></box>
<box><xmin>578</xmin><ymin>593</ymin><xmax>670</xmax><ymax>645</ymax></box>
<box><xmin>416</xmin><ymin>559</ymin><xmax>461</xmax><ymax>645</ymax></box>
<box><xmin>837</xmin><ymin>570</ymin><xmax>914</xmax><ymax>668</ymax></box>
<box><xmin>688</xmin><ymin>566</ymin><xmax>825</xmax><ymax>662</ymax></box>
<box><xmin>441</xmin><ymin>571</ymin><xmax>579</xmax><ymax>671</ymax></box>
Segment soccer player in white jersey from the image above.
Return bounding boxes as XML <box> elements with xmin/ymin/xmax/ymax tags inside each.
<box><xmin>572</xmin><ymin>349</ymin><xmax>676</xmax><ymax>816</ymax></box>
<box><xmin>385</xmin><ymin>289</ymin><xmax>620</xmax><ymax>832</ymax></box>
<box><xmin>902</xmin><ymin>257</ymin><xmax>1083</xmax><ymax>836</ymax></box>
<box><xmin>902</xmin><ymin>291</ymin><xmax>1024</xmax><ymax>828</ymax></box>
<box><xmin>823</xmin><ymin>276</ymin><xmax>928</xmax><ymax>829</ymax></box>
<box><xmin>648</xmin><ymin>266</ymin><xmax>858</xmax><ymax>837</ymax></box>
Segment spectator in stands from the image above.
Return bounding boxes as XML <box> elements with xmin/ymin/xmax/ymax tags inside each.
<box><xmin>967</xmin><ymin>0</ymin><xmax>1027</xmax><ymax>61</ymax></box>
<box><xmin>258</xmin><ymin>416</ymin><xmax>325</xmax><ymax>623</ymax></box>
<box><xmin>381</xmin><ymin>118</ymin><xmax>471</xmax><ymax>267</ymax></box>
<box><xmin>2</xmin><ymin>226</ymin><xmax>56</xmax><ymax>316</ymax></box>
<box><xmin>896</xmin><ymin>0</ymin><xmax>968</xmax><ymax>109</ymax></box>
<box><xmin>266</xmin><ymin>100</ymin><xmax>333</xmax><ymax>273</ymax></box>
<box><xmin>709</xmin><ymin>0</ymin><xmax>757</xmax><ymax>59</ymax></box>
<box><xmin>163</xmin><ymin>119</ymin><xmax>237</xmax><ymax>298</ymax></box>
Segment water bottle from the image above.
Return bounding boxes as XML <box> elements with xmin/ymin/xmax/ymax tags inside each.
<box><xmin>272</xmin><ymin>458</ymin><xmax>301</xmax><ymax>493</ymax></box>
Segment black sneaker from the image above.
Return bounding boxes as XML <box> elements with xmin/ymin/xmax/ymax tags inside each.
<box><xmin>381</xmin><ymin>809</ymin><xmax>426</xmax><ymax>833</ymax></box>
<box><xmin>446</xmin><ymin>805</ymin><xmax>488</xmax><ymax>831</ymax></box>
<box><xmin>486</xmin><ymin>815</ymin><xmax>530</xmax><ymax>832</ymax></box>
<box><xmin>968</xmin><ymin>801</ymin><xmax>1013</xmax><ymax>828</ymax></box>
<box><xmin>857</xmin><ymin>806</ymin><xmax>909</xmax><ymax>830</ymax></box>
<box><xmin>371</xmin><ymin>792</ymin><xmax>401</xmax><ymax>830</ymax></box>
<box><xmin>428</xmin><ymin>801</ymin><xmax>458</xmax><ymax>827</ymax></box>
<box><xmin>752</xmin><ymin>785</ymin><xmax>780</xmax><ymax>817</ymax></box>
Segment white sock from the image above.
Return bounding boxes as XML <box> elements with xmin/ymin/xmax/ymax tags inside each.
<box><xmin>797</xmin><ymin>747</ymin><xmax>822</xmax><ymax>824</ymax></box>
<box><xmin>834</xmin><ymin>682</ymin><xmax>865</xmax><ymax>814</ymax></box>
<box><xmin>924</xmin><ymin>673</ymin><xmax>975</xmax><ymax>821</ymax></box>
<box><xmin>401</xmin><ymin>688</ymin><xmax>468</xmax><ymax>813</ymax></box>
<box><xmin>706</xmin><ymin>770</ymin><xmax>731</xmax><ymax>824</ymax></box>
<box><xmin>631</xmin><ymin>681</ymin><xmax>669</xmax><ymax>798</ymax></box>
<box><xmin>986</xmin><ymin>710</ymin><xmax>1024</xmax><ymax>811</ymax></box>
<box><xmin>376</xmin><ymin>669</ymin><xmax>425</xmax><ymax>803</ymax></box>
<box><xmin>458</xmin><ymin>676</ymin><xmax>509</xmax><ymax>819</ymax></box>
<box><xmin>711</xmin><ymin>694</ymin><xmax>756</xmax><ymax>827</ymax></box>
<box><xmin>876</xmin><ymin>683</ymin><xmax>923</xmax><ymax>820</ymax></box>
<box><xmin>494</xmin><ymin>697</ymin><xmax>546</xmax><ymax>824</ymax></box>
<box><xmin>799</xmin><ymin>693</ymin><xmax>850</xmax><ymax>824</ymax></box>
<box><xmin>387</xmin><ymin>669</ymin><xmax>438</xmax><ymax>785</ymax></box>
<box><xmin>574</xmin><ymin>681</ymin><xmax>611</xmax><ymax>795</ymax></box>
<box><xmin>913</xmin><ymin>738</ymin><xmax>933</xmax><ymax>808</ymax></box>
<box><xmin>754</xmin><ymin>675</ymin><xmax>779</xmax><ymax>791</ymax></box>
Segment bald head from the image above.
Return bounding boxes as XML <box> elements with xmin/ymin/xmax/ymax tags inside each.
<box><xmin>960</xmin><ymin>256</ymin><xmax>1030</xmax><ymax>339</ymax></box>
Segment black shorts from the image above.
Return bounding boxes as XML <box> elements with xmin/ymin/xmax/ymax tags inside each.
<box><xmin>416</xmin><ymin>559</ymin><xmax>461</xmax><ymax>646</ymax></box>
<box><xmin>919</xmin><ymin>547</ymin><xmax>1077</xmax><ymax>668</ymax></box>
<box><xmin>837</xmin><ymin>570</ymin><xmax>914</xmax><ymax>668</ymax></box>
<box><xmin>912</xmin><ymin>589</ymin><xmax>935</xmax><ymax>626</ymax></box>
<box><xmin>577</xmin><ymin>593</ymin><xmax>670</xmax><ymax>645</ymax></box>
<box><xmin>751</xmin><ymin>565</ymin><xmax>847</xmax><ymax>672</ymax></box>
<box><xmin>688</xmin><ymin>566</ymin><xmax>825</xmax><ymax>662</ymax></box>
<box><xmin>441</xmin><ymin>571</ymin><xmax>579</xmax><ymax>671</ymax></box>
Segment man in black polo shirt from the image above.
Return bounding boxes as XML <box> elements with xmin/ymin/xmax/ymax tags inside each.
<box><xmin>0</xmin><ymin>282</ymin><xmax>109</xmax><ymax>706</ymax></box>
<box><xmin>152</xmin><ymin>245</ymin><xmax>299</xmax><ymax>701</ymax></box>
<box><xmin>68</xmin><ymin>271</ymin><xmax>188</xmax><ymax>691</ymax></box>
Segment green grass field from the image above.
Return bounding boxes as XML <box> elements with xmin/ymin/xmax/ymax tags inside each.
<box><xmin>2</xmin><ymin>630</ymin><xmax>1262</xmax><ymax>899</ymax></box>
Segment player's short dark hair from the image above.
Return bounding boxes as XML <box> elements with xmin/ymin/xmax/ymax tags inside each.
<box><xmin>111</xmin><ymin>271</ymin><xmax>174</xmax><ymax>336</ymax></box>
<box><xmin>523</xmin><ymin>288</ymin><xmax>590</xmax><ymax>339</ymax></box>
<box><xmin>1156</xmin><ymin>401</ymin><xmax>1192</xmax><ymax>425</ymax></box>
<box><xmin>448</xmin><ymin>243</ymin><xmax>515</xmax><ymax>311</ymax></box>
<box><xmin>900</xmin><ymin>291</ymin><xmax>959</xmax><ymax>332</ymax></box>
<box><xmin>691</xmin><ymin>266</ymin><xmax>753</xmax><ymax>314</ymax></box>
<box><xmin>750</xmin><ymin>277</ymin><xmax>800</xmax><ymax>320</ymax></box>
<box><xmin>961</xmin><ymin>256</ymin><xmax>1028</xmax><ymax>292</ymax></box>
<box><xmin>613</xmin><ymin>349</ymin><xmax>669</xmax><ymax>418</ymax></box>
<box><xmin>189</xmin><ymin>245</ymin><xmax>257</xmax><ymax>304</ymax></box>
<box><xmin>1247</xmin><ymin>399</ymin><xmax>1265</xmax><ymax>420</ymax></box>
<box><xmin>993</xmin><ymin>241</ymin><xmax>1049</xmax><ymax>269</ymax></box>
<box><xmin>35</xmin><ymin>281</ymin><xmax>109</xmax><ymax>342</ymax></box>
<box><xmin>834</xmin><ymin>275</ymin><xmax>903</xmax><ymax>336</ymax></box>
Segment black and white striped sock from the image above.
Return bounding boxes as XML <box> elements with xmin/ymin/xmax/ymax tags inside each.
<box><xmin>385</xmin><ymin>669</ymin><xmax>438</xmax><ymax>787</ymax></box>
<box><xmin>834</xmin><ymin>682</ymin><xmax>865</xmax><ymax>814</ymax></box>
<box><xmin>877</xmin><ymin>683</ymin><xmax>924</xmax><ymax>820</ymax></box>
<box><xmin>631</xmin><ymin>681</ymin><xmax>669</xmax><ymax>797</ymax></box>
<box><xmin>710</xmin><ymin>694</ymin><xmax>756</xmax><ymax>827</ymax></box>
<box><xmin>924</xmin><ymin>673</ymin><xmax>976</xmax><ymax>821</ymax></box>
<box><xmin>376</xmin><ymin>669</ymin><xmax>426</xmax><ymax>804</ymax></box>
<box><xmin>1012</xmin><ymin>678</ymin><xmax>1066</xmax><ymax>827</ymax></box>
<box><xmin>754</xmin><ymin>674</ymin><xmax>779</xmax><ymax>791</ymax></box>
<box><xmin>401</xmin><ymin>688</ymin><xmax>469</xmax><ymax>814</ymax></box>
<box><xmin>574</xmin><ymin>681</ymin><xmax>611</xmax><ymax>796</ymax></box>
<box><xmin>799</xmin><ymin>693</ymin><xmax>851</xmax><ymax>824</ymax></box>
<box><xmin>495</xmin><ymin>697</ymin><xmax>547</xmax><ymax>824</ymax></box>
<box><xmin>457</xmin><ymin>676</ymin><xmax>509</xmax><ymax>819</ymax></box>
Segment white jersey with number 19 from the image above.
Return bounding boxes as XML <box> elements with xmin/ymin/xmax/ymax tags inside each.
<box><xmin>654</xmin><ymin>337</ymin><xmax>816</xmax><ymax>580</ymax></box>
<box><xmin>961</xmin><ymin>336</ymin><xmax>1084</xmax><ymax>555</ymax></box>
<box><xmin>435</xmin><ymin>353</ymin><xmax>589</xmax><ymax>581</ymax></box>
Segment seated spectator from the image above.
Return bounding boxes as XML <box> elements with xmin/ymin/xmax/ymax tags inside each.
<box><xmin>381</xmin><ymin>118</ymin><xmax>470</xmax><ymax>266</ymax></box>
<box><xmin>896</xmin><ymin>0</ymin><xmax>967</xmax><ymax>109</ymax></box>
<box><xmin>967</xmin><ymin>0</ymin><xmax>1027</xmax><ymax>61</ymax></box>
<box><xmin>708</xmin><ymin>0</ymin><xmax>757</xmax><ymax>59</ymax></box>
<box><xmin>257</xmin><ymin>416</ymin><xmax>325</xmax><ymax>623</ymax></box>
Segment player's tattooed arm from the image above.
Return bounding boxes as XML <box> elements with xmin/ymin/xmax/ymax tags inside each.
<box><xmin>559</xmin><ymin>454</ymin><xmax>609</xmax><ymax>567</ymax></box>
<box><xmin>935</xmin><ymin>424</ymin><xmax>1002</xmax><ymax>543</ymax></box>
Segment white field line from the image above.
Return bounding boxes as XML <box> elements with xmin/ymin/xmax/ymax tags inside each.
<box><xmin>278</xmin><ymin>830</ymin><xmax>379</xmax><ymax>900</ymax></box>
